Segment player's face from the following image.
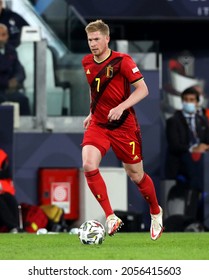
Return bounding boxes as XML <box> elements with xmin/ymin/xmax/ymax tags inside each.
<box><xmin>87</xmin><ymin>31</ymin><xmax>109</xmax><ymax>59</ymax></box>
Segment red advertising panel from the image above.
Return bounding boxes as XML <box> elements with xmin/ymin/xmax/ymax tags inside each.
<box><xmin>38</xmin><ymin>168</ymin><xmax>79</xmax><ymax>220</ymax></box>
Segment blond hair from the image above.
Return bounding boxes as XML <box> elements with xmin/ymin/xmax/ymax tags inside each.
<box><xmin>85</xmin><ymin>19</ymin><xmax>110</xmax><ymax>36</ymax></box>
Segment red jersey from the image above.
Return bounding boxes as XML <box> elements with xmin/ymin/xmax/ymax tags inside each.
<box><xmin>82</xmin><ymin>50</ymin><xmax>143</xmax><ymax>130</ymax></box>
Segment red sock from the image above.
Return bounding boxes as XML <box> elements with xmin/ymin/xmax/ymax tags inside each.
<box><xmin>136</xmin><ymin>173</ymin><xmax>160</xmax><ymax>215</ymax></box>
<box><xmin>84</xmin><ymin>169</ymin><xmax>113</xmax><ymax>218</ymax></box>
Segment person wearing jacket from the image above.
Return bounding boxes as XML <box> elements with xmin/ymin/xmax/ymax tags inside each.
<box><xmin>165</xmin><ymin>86</ymin><xmax>209</xmax><ymax>191</ymax></box>
<box><xmin>0</xmin><ymin>0</ymin><xmax>29</xmax><ymax>48</ymax></box>
<box><xmin>0</xmin><ymin>23</ymin><xmax>30</xmax><ymax>115</ymax></box>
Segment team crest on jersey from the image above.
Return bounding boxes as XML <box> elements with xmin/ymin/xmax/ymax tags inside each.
<box><xmin>106</xmin><ymin>65</ymin><xmax>113</xmax><ymax>78</ymax></box>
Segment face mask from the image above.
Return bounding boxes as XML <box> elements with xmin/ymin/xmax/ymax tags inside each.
<box><xmin>182</xmin><ymin>102</ymin><xmax>196</xmax><ymax>114</ymax></box>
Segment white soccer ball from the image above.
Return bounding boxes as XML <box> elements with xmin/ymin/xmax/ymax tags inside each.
<box><xmin>78</xmin><ymin>220</ymin><xmax>106</xmax><ymax>245</ymax></box>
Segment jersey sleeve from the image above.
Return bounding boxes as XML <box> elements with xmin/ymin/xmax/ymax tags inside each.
<box><xmin>120</xmin><ymin>54</ymin><xmax>143</xmax><ymax>84</ymax></box>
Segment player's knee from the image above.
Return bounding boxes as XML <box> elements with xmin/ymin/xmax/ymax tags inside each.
<box><xmin>83</xmin><ymin>160</ymin><xmax>97</xmax><ymax>172</ymax></box>
<box><xmin>127</xmin><ymin>171</ymin><xmax>144</xmax><ymax>184</ymax></box>
<box><xmin>83</xmin><ymin>161</ymin><xmax>91</xmax><ymax>171</ymax></box>
<box><xmin>127</xmin><ymin>172</ymin><xmax>137</xmax><ymax>183</ymax></box>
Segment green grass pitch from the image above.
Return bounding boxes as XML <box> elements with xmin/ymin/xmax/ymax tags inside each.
<box><xmin>0</xmin><ymin>232</ymin><xmax>209</xmax><ymax>260</ymax></box>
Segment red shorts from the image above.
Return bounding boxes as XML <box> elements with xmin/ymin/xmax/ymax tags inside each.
<box><xmin>82</xmin><ymin>122</ymin><xmax>143</xmax><ymax>164</ymax></box>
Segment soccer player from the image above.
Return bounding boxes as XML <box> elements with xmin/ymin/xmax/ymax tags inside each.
<box><xmin>81</xmin><ymin>19</ymin><xmax>163</xmax><ymax>240</ymax></box>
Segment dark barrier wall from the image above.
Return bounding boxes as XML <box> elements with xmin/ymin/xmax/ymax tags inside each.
<box><xmin>13</xmin><ymin>70</ymin><xmax>160</xmax><ymax>228</ymax></box>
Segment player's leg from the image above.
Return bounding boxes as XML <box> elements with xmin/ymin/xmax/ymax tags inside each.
<box><xmin>110</xmin><ymin>128</ymin><xmax>163</xmax><ymax>240</ymax></box>
<box><xmin>82</xmin><ymin>124</ymin><xmax>124</xmax><ymax>235</ymax></box>
<box><xmin>123</xmin><ymin>162</ymin><xmax>159</xmax><ymax>213</ymax></box>
<box><xmin>110</xmin><ymin>128</ymin><xmax>161</xmax><ymax>217</ymax></box>
<box><xmin>82</xmin><ymin>144</ymin><xmax>113</xmax><ymax>217</ymax></box>
<box><xmin>82</xmin><ymin>144</ymin><xmax>123</xmax><ymax>235</ymax></box>
<box><xmin>123</xmin><ymin>161</ymin><xmax>163</xmax><ymax>240</ymax></box>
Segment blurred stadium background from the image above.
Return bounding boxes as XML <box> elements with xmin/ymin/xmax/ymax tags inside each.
<box><xmin>1</xmin><ymin>0</ymin><xmax>209</xmax><ymax>231</ymax></box>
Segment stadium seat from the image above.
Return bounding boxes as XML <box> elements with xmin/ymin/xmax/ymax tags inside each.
<box><xmin>166</xmin><ymin>92</ymin><xmax>183</xmax><ymax>110</ymax></box>
<box><xmin>170</xmin><ymin>70</ymin><xmax>201</xmax><ymax>93</ymax></box>
<box><xmin>17</xmin><ymin>42</ymin><xmax>68</xmax><ymax>115</ymax></box>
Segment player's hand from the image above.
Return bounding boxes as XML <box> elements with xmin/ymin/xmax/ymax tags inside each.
<box><xmin>83</xmin><ymin>114</ymin><xmax>92</xmax><ymax>129</ymax></box>
<box><xmin>108</xmin><ymin>106</ymin><xmax>123</xmax><ymax>122</ymax></box>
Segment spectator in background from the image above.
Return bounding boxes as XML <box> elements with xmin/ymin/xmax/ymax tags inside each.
<box><xmin>0</xmin><ymin>0</ymin><xmax>29</xmax><ymax>48</ymax></box>
<box><xmin>0</xmin><ymin>149</ymin><xmax>20</xmax><ymax>233</ymax></box>
<box><xmin>165</xmin><ymin>86</ymin><xmax>209</xmax><ymax>191</ymax></box>
<box><xmin>0</xmin><ymin>23</ymin><xmax>30</xmax><ymax>115</ymax></box>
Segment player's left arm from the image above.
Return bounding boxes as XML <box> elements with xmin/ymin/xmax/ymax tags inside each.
<box><xmin>120</xmin><ymin>78</ymin><xmax>149</xmax><ymax>109</ymax></box>
<box><xmin>108</xmin><ymin>79</ymin><xmax>148</xmax><ymax>121</ymax></box>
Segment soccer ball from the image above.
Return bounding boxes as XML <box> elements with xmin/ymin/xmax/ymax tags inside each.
<box><xmin>78</xmin><ymin>220</ymin><xmax>106</xmax><ymax>245</ymax></box>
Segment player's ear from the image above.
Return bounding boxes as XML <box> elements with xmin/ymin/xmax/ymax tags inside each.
<box><xmin>106</xmin><ymin>35</ymin><xmax>110</xmax><ymax>43</ymax></box>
